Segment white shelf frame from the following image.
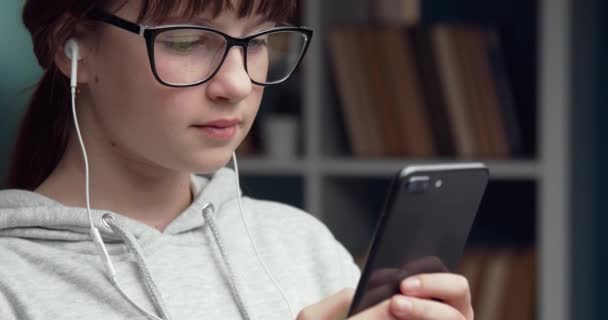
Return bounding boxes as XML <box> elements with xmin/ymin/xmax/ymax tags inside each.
<box><xmin>239</xmin><ymin>157</ymin><xmax>540</xmax><ymax>180</ymax></box>
<box><xmin>538</xmin><ymin>0</ymin><xmax>571</xmax><ymax>319</ymax></box>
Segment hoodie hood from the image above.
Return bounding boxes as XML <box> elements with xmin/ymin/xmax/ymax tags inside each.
<box><xmin>0</xmin><ymin>167</ymin><xmax>238</xmax><ymax>246</ymax></box>
<box><xmin>0</xmin><ymin>167</ymin><xmax>253</xmax><ymax>320</ymax></box>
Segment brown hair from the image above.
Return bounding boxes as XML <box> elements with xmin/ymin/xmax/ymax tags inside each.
<box><xmin>8</xmin><ymin>0</ymin><xmax>296</xmax><ymax>190</ymax></box>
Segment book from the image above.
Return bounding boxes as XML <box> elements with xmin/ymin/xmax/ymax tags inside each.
<box><xmin>431</xmin><ymin>25</ymin><xmax>477</xmax><ymax>158</ymax></box>
<box><xmin>363</xmin><ymin>27</ymin><xmax>404</xmax><ymax>156</ymax></box>
<box><xmin>473</xmin><ymin>249</ymin><xmax>512</xmax><ymax>320</ymax></box>
<box><xmin>500</xmin><ymin>248</ymin><xmax>536</xmax><ymax>320</ymax></box>
<box><xmin>458</xmin><ymin>248</ymin><xmax>487</xmax><ymax>310</ymax></box>
<box><xmin>328</xmin><ymin>23</ymin><xmax>520</xmax><ymax>159</ymax></box>
<box><xmin>410</xmin><ymin>27</ymin><xmax>456</xmax><ymax>156</ymax></box>
<box><xmin>458</xmin><ymin>248</ymin><xmax>537</xmax><ymax>320</ymax></box>
<box><xmin>427</xmin><ymin>25</ymin><xmax>514</xmax><ymax>159</ymax></box>
<box><xmin>486</xmin><ymin>31</ymin><xmax>524</xmax><ymax>157</ymax></box>
<box><xmin>374</xmin><ymin>0</ymin><xmax>421</xmax><ymax>26</ymax></box>
<box><xmin>453</xmin><ymin>25</ymin><xmax>493</xmax><ymax>158</ymax></box>
<box><xmin>380</xmin><ymin>27</ymin><xmax>436</xmax><ymax>157</ymax></box>
<box><xmin>467</xmin><ymin>28</ymin><xmax>510</xmax><ymax>158</ymax></box>
<box><xmin>329</xmin><ymin>27</ymin><xmax>384</xmax><ymax>157</ymax></box>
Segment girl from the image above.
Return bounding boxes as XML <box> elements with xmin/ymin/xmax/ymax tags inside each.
<box><xmin>0</xmin><ymin>0</ymin><xmax>474</xmax><ymax>319</ymax></box>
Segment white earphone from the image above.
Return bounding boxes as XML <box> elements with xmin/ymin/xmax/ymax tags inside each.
<box><xmin>64</xmin><ymin>38</ymin><xmax>81</xmax><ymax>88</ymax></box>
<box><xmin>64</xmin><ymin>36</ymin><xmax>114</xmax><ymax>284</ymax></box>
<box><xmin>65</xmin><ymin>35</ymin><xmax>121</xmax><ymax>311</ymax></box>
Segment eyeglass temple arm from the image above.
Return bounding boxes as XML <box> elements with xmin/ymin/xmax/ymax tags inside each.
<box><xmin>88</xmin><ymin>9</ymin><xmax>144</xmax><ymax>36</ymax></box>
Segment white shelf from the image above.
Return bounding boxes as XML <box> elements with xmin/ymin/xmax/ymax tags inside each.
<box><xmin>538</xmin><ymin>0</ymin><xmax>571</xmax><ymax>318</ymax></box>
<box><xmin>238</xmin><ymin>156</ymin><xmax>540</xmax><ymax>179</ymax></box>
<box><xmin>237</xmin><ymin>156</ymin><xmax>308</xmax><ymax>175</ymax></box>
<box><xmin>320</xmin><ymin>158</ymin><xmax>540</xmax><ymax>179</ymax></box>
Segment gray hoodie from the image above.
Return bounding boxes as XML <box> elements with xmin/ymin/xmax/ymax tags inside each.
<box><xmin>0</xmin><ymin>168</ymin><xmax>360</xmax><ymax>319</ymax></box>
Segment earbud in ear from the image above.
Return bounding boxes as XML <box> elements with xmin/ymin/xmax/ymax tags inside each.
<box><xmin>64</xmin><ymin>38</ymin><xmax>80</xmax><ymax>60</ymax></box>
<box><xmin>64</xmin><ymin>38</ymin><xmax>80</xmax><ymax>88</ymax></box>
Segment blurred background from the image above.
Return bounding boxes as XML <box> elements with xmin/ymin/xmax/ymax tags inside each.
<box><xmin>0</xmin><ymin>0</ymin><xmax>605</xmax><ymax>320</ymax></box>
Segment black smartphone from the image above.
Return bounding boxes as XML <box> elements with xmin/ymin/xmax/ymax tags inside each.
<box><xmin>347</xmin><ymin>163</ymin><xmax>489</xmax><ymax>316</ymax></box>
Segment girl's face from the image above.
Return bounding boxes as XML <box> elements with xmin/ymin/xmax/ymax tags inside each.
<box><xmin>75</xmin><ymin>0</ymin><xmax>274</xmax><ymax>175</ymax></box>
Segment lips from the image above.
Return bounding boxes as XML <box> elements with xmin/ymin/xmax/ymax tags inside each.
<box><xmin>193</xmin><ymin>119</ymin><xmax>241</xmax><ymax>140</ymax></box>
<box><xmin>197</xmin><ymin>119</ymin><xmax>241</xmax><ymax>128</ymax></box>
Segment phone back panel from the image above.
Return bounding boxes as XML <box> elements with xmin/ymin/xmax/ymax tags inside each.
<box><xmin>349</xmin><ymin>163</ymin><xmax>489</xmax><ymax>315</ymax></box>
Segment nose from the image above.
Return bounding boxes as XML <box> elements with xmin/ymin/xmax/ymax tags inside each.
<box><xmin>206</xmin><ymin>46</ymin><xmax>253</xmax><ymax>103</ymax></box>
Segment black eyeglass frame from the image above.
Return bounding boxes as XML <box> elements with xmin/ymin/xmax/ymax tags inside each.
<box><xmin>87</xmin><ymin>9</ymin><xmax>314</xmax><ymax>88</ymax></box>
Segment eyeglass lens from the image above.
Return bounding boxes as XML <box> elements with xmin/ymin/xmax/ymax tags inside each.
<box><xmin>153</xmin><ymin>29</ymin><xmax>308</xmax><ymax>86</ymax></box>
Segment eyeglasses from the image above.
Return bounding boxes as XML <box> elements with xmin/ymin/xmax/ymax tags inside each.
<box><xmin>87</xmin><ymin>9</ymin><xmax>313</xmax><ymax>88</ymax></box>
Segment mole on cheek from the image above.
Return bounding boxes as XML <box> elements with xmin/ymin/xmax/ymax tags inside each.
<box><xmin>95</xmin><ymin>75</ymin><xmax>100</xmax><ymax>83</ymax></box>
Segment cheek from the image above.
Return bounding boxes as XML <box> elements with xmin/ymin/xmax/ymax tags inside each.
<box><xmin>88</xmin><ymin>51</ymin><xmax>190</xmax><ymax>155</ymax></box>
<box><xmin>90</xmin><ymin>38</ymin><xmax>180</xmax><ymax>121</ymax></box>
<box><xmin>242</xmin><ymin>86</ymin><xmax>264</xmax><ymax>130</ymax></box>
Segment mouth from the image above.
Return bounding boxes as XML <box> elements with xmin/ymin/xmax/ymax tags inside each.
<box><xmin>193</xmin><ymin>119</ymin><xmax>241</xmax><ymax>140</ymax></box>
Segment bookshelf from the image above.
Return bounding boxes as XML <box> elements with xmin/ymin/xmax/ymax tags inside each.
<box><xmin>238</xmin><ymin>0</ymin><xmax>573</xmax><ymax>320</ymax></box>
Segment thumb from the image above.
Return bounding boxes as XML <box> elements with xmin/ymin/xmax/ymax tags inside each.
<box><xmin>297</xmin><ymin>288</ymin><xmax>355</xmax><ymax>320</ymax></box>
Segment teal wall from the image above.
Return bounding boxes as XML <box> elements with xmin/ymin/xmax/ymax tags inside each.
<box><xmin>0</xmin><ymin>1</ymin><xmax>42</xmax><ymax>186</ymax></box>
<box><xmin>570</xmin><ymin>0</ymin><xmax>601</xmax><ymax>317</ymax></box>
<box><xmin>598</xmin><ymin>0</ymin><xmax>608</xmax><ymax>316</ymax></box>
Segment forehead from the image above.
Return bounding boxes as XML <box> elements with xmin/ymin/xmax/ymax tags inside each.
<box><xmin>111</xmin><ymin>0</ymin><xmax>295</xmax><ymax>24</ymax></box>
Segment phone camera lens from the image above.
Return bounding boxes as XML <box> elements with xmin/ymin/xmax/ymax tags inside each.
<box><xmin>407</xmin><ymin>176</ymin><xmax>431</xmax><ymax>192</ymax></box>
<box><xmin>435</xmin><ymin>180</ymin><xmax>443</xmax><ymax>188</ymax></box>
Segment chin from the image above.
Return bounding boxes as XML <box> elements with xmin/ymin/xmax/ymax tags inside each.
<box><xmin>188</xmin><ymin>151</ymin><xmax>235</xmax><ymax>175</ymax></box>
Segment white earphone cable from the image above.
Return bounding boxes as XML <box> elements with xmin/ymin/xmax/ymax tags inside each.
<box><xmin>70</xmin><ymin>87</ymin><xmax>94</xmax><ymax>230</ymax></box>
<box><xmin>231</xmin><ymin>152</ymin><xmax>296</xmax><ymax>320</ymax></box>
<box><xmin>69</xmin><ymin>49</ymin><xmax>162</xmax><ymax>319</ymax></box>
<box><xmin>72</xmin><ymin>80</ymin><xmax>164</xmax><ymax>320</ymax></box>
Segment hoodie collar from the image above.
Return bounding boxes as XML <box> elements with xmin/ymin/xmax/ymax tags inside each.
<box><xmin>0</xmin><ymin>167</ymin><xmax>241</xmax><ymax>244</ymax></box>
<box><xmin>164</xmin><ymin>167</ymin><xmax>241</xmax><ymax>234</ymax></box>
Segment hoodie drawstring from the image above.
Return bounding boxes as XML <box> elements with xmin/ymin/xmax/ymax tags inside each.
<box><xmin>202</xmin><ymin>203</ymin><xmax>253</xmax><ymax>320</ymax></box>
<box><xmin>101</xmin><ymin>204</ymin><xmax>253</xmax><ymax>320</ymax></box>
<box><xmin>105</xmin><ymin>215</ymin><xmax>174</xmax><ymax>320</ymax></box>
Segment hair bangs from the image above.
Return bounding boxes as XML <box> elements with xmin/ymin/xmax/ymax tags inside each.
<box><xmin>136</xmin><ymin>0</ymin><xmax>296</xmax><ymax>24</ymax></box>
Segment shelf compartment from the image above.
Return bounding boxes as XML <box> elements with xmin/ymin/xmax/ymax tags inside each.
<box><xmin>239</xmin><ymin>175</ymin><xmax>305</xmax><ymax>210</ymax></box>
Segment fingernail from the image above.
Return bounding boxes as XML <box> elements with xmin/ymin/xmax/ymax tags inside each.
<box><xmin>403</xmin><ymin>278</ymin><xmax>421</xmax><ymax>291</ymax></box>
<box><xmin>394</xmin><ymin>296</ymin><xmax>413</xmax><ymax>312</ymax></box>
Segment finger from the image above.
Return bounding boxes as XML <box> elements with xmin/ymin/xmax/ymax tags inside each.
<box><xmin>400</xmin><ymin>256</ymin><xmax>449</xmax><ymax>276</ymax></box>
<box><xmin>400</xmin><ymin>273</ymin><xmax>471</xmax><ymax>313</ymax></box>
<box><xmin>352</xmin><ymin>283</ymin><xmax>397</xmax><ymax>315</ymax></box>
<box><xmin>368</xmin><ymin>268</ymin><xmax>401</xmax><ymax>288</ymax></box>
<box><xmin>297</xmin><ymin>288</ymin><xmax>355</xmax><ymax>320</ymax></box>
<box><xmin>389</xmin><ymin>296</ymin><xmax>466</xmax><ymax>320</ymax></box>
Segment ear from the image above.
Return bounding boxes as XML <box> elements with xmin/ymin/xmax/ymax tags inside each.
<box><xmin>54</xmin><ymin>39</ymin><xmax>91</xmax><ymax>85</ymax></box>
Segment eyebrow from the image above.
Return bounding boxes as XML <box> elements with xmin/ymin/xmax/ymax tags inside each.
<box><xmin>158</xmin><ymin>16</ymin><xmax>213</xmax><ymax>26</ymax></box>
<box><xmin>160</xmin><ymin>16</ymin><xmax>275</xmax><ymax>30</ymax></box>
<box><xmin>154</xmin><ymin>17</ymin><xmax>277</xmax><ymax>38</ymax></box>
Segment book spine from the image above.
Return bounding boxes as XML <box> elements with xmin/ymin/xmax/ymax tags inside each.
<box><xmin>486</xmin><ymin>31</ymin><xmax>524</xmax><ymax>157</ymax></box>
<box><xmin>410</xmin><ymin>27</ymin><xmax>456</xmax><ymax>156</ymax></box>
<box><xmin>374</xmin><ymin>0</ymin><xmax>421</xmax><ymax>25</ymax></box>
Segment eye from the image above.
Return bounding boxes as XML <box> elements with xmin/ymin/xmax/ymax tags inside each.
<box><xmin>156</xmin><ymin>31</ymin><xmax>223</xmax><ymax>55</ymax></box>
<box><xmin>249</xmin><ymin>37</ymin><xmax>268</xmax><ymax>50</ymax></box>
<box><xmin>159</xmin><ymin>36</ymin><xmax>203</xmax><ymax>54</ymax></box>
<box><xmin>163</xmin><ymin>40</ymin><xmax>197</xmax><ymax>53</ymax></box>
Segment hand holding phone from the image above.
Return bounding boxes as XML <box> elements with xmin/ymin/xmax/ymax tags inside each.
<box><xmin>355</xmin><ymin>255</ymin><xmax>449</xmax><ymax>311</ymax></box>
